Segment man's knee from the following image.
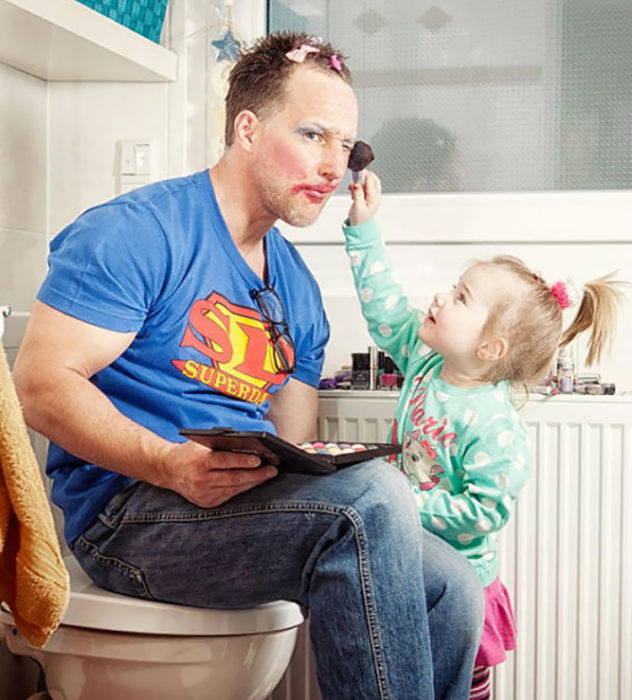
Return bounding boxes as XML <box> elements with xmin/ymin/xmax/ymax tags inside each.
<box><xmin>349</xmin><ymin>461</ymin><xmax>420</xmax><ymax>529</ymax></box>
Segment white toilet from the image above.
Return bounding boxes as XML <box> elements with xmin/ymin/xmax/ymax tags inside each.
<box><xmin>0</xmin><ymin>555</ymin><xmax>305</xmax><ymax>700</ymax></box>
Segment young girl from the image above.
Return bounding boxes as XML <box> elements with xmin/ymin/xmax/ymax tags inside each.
<box><xmin>343</xmin><ymin>171</ymin><xmax>624</xmax><ymax>699</ymax></box>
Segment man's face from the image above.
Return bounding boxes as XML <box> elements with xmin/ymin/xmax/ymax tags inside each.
<box><xmin>249</xmin><ymin>66</ymin><xmax>358</xmax><ymax>227</ymax></box>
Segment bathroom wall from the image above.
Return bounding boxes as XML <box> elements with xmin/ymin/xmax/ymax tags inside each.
<box><xmin>0</xmin><ymin>62</ymin><xmax>48</xmax><ymax>361</ymax></box>
<box><xmin>0</xmin><ymin>57</ymin><xmax>48</xmax><ymax>700</ymax></box>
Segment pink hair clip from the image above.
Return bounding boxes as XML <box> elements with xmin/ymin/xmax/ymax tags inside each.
<box><xmin>329</xmin><ymin>54</ymin><xmax>342</xmax><ymax>71</ymax></box>
<box><xmin>550</xmin><ymin>281</ymin><xmax>570</xmax><ymax>310</ymax></box>
<box><xmin>285</xmin><ymin>44</ymin><xmax>320</xmax><ymax>63</ymax></box>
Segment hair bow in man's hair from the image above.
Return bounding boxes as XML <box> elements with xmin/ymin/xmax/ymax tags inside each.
<box><xmin>285</xmin><ymin>44</ymin><xmax>320</xmax><ymax>63</ymax></box>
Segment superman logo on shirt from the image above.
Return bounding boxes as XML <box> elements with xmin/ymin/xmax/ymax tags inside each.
<box><xmin>172</xmin><ymin>291</ymin><xmax>293</xmax><ymax>405</ymax></box>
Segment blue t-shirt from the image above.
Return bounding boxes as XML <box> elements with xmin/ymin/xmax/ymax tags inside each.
<box><xmin>38</xmin><ymin>170</ymin><xmax>330</xmax><ymax>544</ymax></box>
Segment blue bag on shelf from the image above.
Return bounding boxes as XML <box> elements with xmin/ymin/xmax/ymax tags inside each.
<box><xmin>76</xmin><ymin>0</ymin><xmax>168</xmax><ymax>43</ymax></box>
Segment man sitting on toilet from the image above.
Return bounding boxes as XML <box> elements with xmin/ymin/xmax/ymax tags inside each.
<box><xmin>14</xmin><ymin>32</ymin><xmax>483</xmax><ymax>699</ymax></box>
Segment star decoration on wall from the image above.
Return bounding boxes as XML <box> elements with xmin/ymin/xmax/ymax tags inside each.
<box><xmin>212</xmin><ymin>28</ymin><xmax>242</xmax><ymax>62</ymax></box>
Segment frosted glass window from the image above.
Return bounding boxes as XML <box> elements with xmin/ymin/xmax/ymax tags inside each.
<box><xmin>268</xmin><ymin>1</ymin><xmax>632</xmax><ymax>193</ymax></box>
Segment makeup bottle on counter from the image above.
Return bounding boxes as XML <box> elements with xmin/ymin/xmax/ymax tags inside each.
<box><xmin>351</xmin><ymin>352</ymin><xmax>370</xmax><ymax>390</ymax></box>
<box><xmin>378</xmin><ymin>351</ymin><xmax>386</xmax><ymax>381</ymax></box>
<box><xmin>557</xmin><ymin>346</ymin><xmax>574</xmax><ymax>394</ymax></box>
<box><xmin>368</xmin><ymin>346</ymin><xmax>379</xmax><ymax>391</ymax></box>
<box><xmin>380</xmin><ymin>356</ymin><xmax>398</xmax><ymax>390</ymax></box>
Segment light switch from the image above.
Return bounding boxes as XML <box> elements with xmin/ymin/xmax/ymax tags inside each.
<box><xmin>134</xmin><ymin>143</ymin><xmax>151</xmax><ymax>175</ymax></box>
<box><xmin>115</xmin><ymin>139</ymin><xmax>157</xmax><ymax>194</ymax></box>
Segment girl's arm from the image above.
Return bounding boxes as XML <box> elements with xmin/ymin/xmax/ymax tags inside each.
<box><xmin>343</xmin><ymin>174</ymin><xmax>427</xmax><ymax>374</ymax></box>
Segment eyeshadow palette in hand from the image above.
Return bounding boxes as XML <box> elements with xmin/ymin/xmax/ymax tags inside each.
<box><xmin>179</xmin><ymin>428</ymin><xmax>401</xmax><ymax>475</ymax></box>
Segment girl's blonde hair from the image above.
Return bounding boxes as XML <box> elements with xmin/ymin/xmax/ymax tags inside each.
<box><xmin>478</xmin><ymin>255</ymin><xmax>625</xmax><ymax>386</ymax></box>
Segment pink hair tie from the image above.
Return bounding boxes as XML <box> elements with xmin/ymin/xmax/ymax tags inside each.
<box><xmin>550</xmin><ymin>281</ymin><xmax>570</xmax><ymax>310</ymax></box>
<box><xmin>330</xmin><ymin>54</ymin><xmax>342</xmax><ymax>71</ymax></box>
<box><xmin>550</xmin><ymin>278</ymin><xmax>584</xmax><ymax>310</ymax></box>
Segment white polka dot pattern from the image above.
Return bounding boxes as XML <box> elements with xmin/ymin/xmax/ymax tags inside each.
<box><xmin>360</xmin><ymin>287</ymin><xmax>373</xmax><ymax>303</ymax></box>
<box><xmin>384</xmin><ymin>295</ymin><xmax>398</xmax><ymax>310</ymax></box>
<box><xmin>474</xmin><ymin>452</ymin><xmax>490</xmax><ymax>467</ymax></box>
<box><xmin>378</xmin><ymin>324</ymin><xmax>392</xmax><ymax>337</ymax></box>
<box><xmin>431</xmin><ymin>516</ymin><xmax>447</xmax><ymax>530</ymax></box>
<box><xmin>457</xmin><ymin>533</ymin><xmax>474</xmax><ymax>545</ymax></box>
<box><xmin>348</xmin><ymin>251</ymin><xmax>361</xmax><ymax>267</ymax></box>
<box><xmin>475</xmin><ymin>518</ymin><xmax>492</xmax><ymax>532</ymax></box>
<box><xmin>463</xmin><ymin>409</ymin><xmax>477</xmax><ymax>426</ymax></box>
<box><xmin>369</xmin><ymin>261</ymin><xmax>385</xmax><ymax>275</ymax></box>
<box><xmin>498</xmin><ymin>430</ymin><xmax>514</xmax><ymax>446</ymax></box>
<box><xmin>495</xmin><ymin>474</ymin><xmax>509</xmax><ymax>489</ymax></box>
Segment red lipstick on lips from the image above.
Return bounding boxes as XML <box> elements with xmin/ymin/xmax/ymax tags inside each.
<box><xmin>291</xmin><ymin>184</ymin><xmax>337</xmax><ymax>201</ymax></box>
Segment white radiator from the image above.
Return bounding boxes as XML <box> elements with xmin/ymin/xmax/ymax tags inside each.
<box><xmin>272</xmin><ymin>392</ymin><xmax>632</xmax><ymax>700</ymax></box>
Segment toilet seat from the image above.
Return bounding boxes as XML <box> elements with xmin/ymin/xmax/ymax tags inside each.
<box><xmin>1</xmin><ymin>557</ymin><xmax>304</xmax><ymax>699</ymax></box>
<box><xmin>58</xmin><ymin>556</ymin><xmax>304</xmax><ymax>637</ymax></box>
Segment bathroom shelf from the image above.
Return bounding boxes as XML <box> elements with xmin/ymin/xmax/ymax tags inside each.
<box><xmin>0</xmin><ymin>0</ymin><xmax>177</xmax><ymax>82</ymax></box>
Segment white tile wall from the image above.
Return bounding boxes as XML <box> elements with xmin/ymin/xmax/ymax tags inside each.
<box><xmin>0</xmin><ymin>62</ymin><xmax>48</xmax><ymax>350</ymax></box>
<box><xmin>48</xmin><ymin>81</ymin><xmax>170</xmax><ymax>234</ymax></box>
<box><xmin>0</xmin><ymin>63</ymin><xmax>47</xmax><ymax>233</ymax></box>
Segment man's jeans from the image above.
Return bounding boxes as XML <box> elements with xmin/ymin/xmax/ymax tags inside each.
<box><xmin>71</xmin><ymin>460</ymin><xmax>483</xmax><ymax>699</ymax></box>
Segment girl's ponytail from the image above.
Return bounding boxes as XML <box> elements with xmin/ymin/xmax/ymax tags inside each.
<box><xmin>560</xmin><ymin>275</ymin><xmax>627</xmax><ymax>366</ymax></box>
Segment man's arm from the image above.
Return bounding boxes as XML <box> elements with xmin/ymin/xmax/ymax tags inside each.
<box><xmin>14</xmin><ymin>301</ymin><xmax>276</xmax><ymax>507</ymax></box>
<box><xmin>266</xmin><ymin>377</ymin><xmax>319</xmax><ymax>444</ymax></box>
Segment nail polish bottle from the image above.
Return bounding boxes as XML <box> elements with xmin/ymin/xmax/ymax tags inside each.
<box><xmin>380</xmin><ymin>356</ymin><xmax>398</xmax><ymax>390</ymax></box>
<box><xmin>351</xmin><ymin>352</ymin><xmax>370</xmax><ymax>390</ymax></box>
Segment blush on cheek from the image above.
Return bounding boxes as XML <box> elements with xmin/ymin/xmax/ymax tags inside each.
<box><xmin>269</xmin><ymin>141</ymin><xmax>308</xmax><ymax>183</ymax></box>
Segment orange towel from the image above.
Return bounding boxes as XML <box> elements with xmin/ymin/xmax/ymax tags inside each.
<box><xmin>0</xmin><ymin>342</ymin><xmax>69</xmax><ymax>648</ymax></box>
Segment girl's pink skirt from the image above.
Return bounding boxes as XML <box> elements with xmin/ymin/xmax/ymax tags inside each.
<box><xmin>475</xmin><ymin>577</ymin><xmax>517</xmax><ymax>667</ymax></box>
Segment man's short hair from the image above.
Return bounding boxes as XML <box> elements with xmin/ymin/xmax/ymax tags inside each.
<box><xmin>224</xmin><ymin>32</ymin><xmax>352</xmax><ymax>146</ymax></box>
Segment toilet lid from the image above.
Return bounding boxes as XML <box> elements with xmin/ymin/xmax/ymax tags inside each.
<box><xmin>62</xmin><ymin>557</ymin><xmax>305</xmax><ymax>636</ymax></box>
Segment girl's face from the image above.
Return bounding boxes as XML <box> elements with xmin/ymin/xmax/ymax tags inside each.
<box><xmin>419</xmin><ymin>263</ymin><xmax>517</xmax><ymax>373</ymax></box>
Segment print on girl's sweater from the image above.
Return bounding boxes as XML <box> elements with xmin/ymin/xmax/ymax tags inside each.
<box><xmin>402</xmin><ymin>429</ymin><xmax>444</xmax><ymax>490</ymax></box>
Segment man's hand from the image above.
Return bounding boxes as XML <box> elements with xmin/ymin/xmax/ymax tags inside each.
<box><xmin>347</xmin><ymin>171</ymin><xmax>382</xmax><ymax>226</ymax></box>
<box><xmin>157</xmin><ymin>440</ymin><xmax>278</xmax><ymax>508</ymax></box>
